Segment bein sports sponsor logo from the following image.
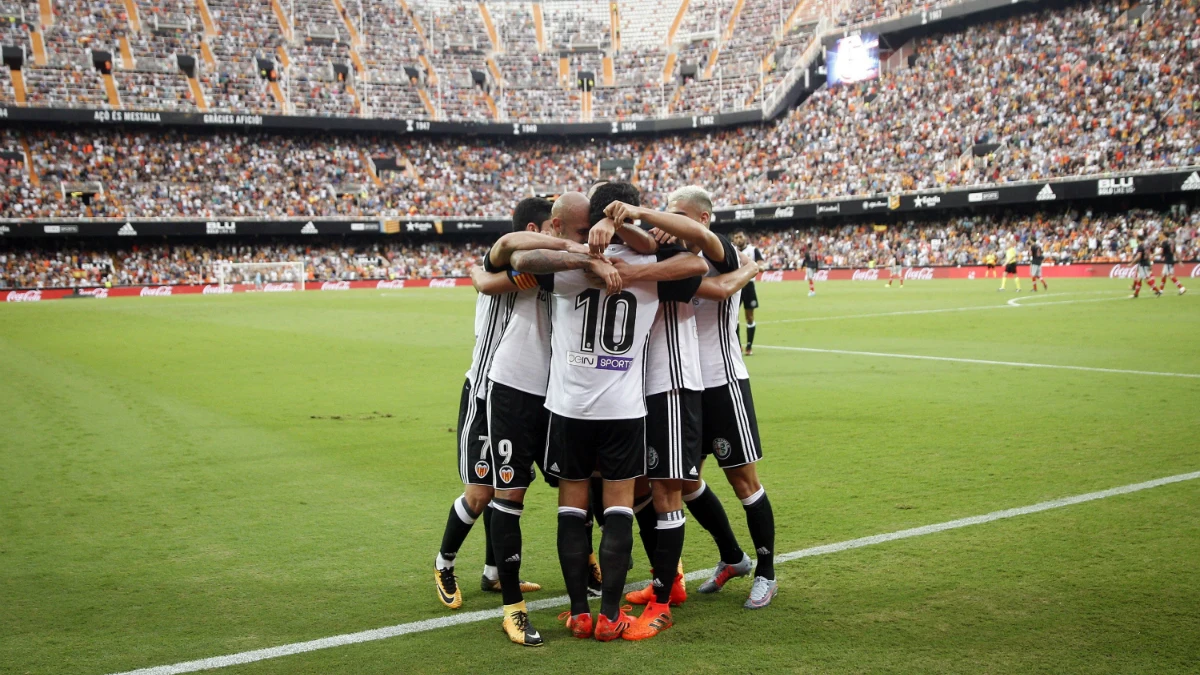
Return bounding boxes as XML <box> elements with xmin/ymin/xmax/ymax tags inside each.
<box><xmin>140</xmin><ymin>286</ymin><xmax>173</xmax><ymax>297</ymax></box>
<box><xmin>202</xmin><ymin>285</ymin><xmax>233</xmax><ymax>294</ymax></box>
<box><xmin>262</xmin><ymin>283</ymin><xmax>297</xmax><ymax>292</ymax></box>
<box><xmin>321</xmin><ymin>281</ymin><xmax>351</xmax><ymax>291</ymax></box>
<box><xmin>968</xmin><ymin>191</ymin><xmax>999</xmax><ymax>203</ymax></box>
<box><xmin>567</xmin><ymin>351</ymin><xmax>634</xmax><ymax>371</ymax></box>
<box><xmin>429</xmin><ymin>279</ymin><xmax>457</xmax><ymax>288</ymax></box>
<box><xmin>1109</xmin><ymin>265</ymin><xmax>1139</xmax><ymax>279</ymax></box>
<box><xmin>5</xmin><ymin>290</ymin><xmax>42</xmax><ymax>302</ymax></box>
<box><xmin>904</xmin><ymin>267</ymin><xmax>935</xmax><ymax>280</ymax></box>
<box><xmin>376</xmin><ymin>280</ymin><xmax>406</xmax><ymax>289</ymax></box>
<box><xmin>852</xmin><ymin>269</ymin><xmax>880</xmax><ymax>281</ymax></box>
<box><xmin>759</xmin><ymin>271</ymin><xmax>784</xmax><ymax>282</ymax></box>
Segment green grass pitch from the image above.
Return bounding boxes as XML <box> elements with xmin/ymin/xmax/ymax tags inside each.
<box><xmin>2</xmin><ymin>278</ymin><xmax>1198</xmax><ymax>674</ymax></box>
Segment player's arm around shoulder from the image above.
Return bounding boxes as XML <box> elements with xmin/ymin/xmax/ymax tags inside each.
<box><xmin>605</xmin><ymin>201</ymin><xmax>726</xmax><ymax>263</ymax></box>
<box><xmin>695</xmin><ymin>252</ymin><xmax>762</xmax><ymax>301</ymax></box>
<box><xmin>510</xmin><ymin>248</ymin><xmax>623</xmax><ymax>294</ymax></box>
<box><xmin>613</xmin><ymin>250</ymin><xmax>708</xmax><ymax>284</ymax></box>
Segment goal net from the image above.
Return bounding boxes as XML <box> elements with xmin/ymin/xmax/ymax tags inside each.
<box><xmin>213</xmin><ymin>261</ymin><xmax>307</xmax><ymax>292</ymax></box>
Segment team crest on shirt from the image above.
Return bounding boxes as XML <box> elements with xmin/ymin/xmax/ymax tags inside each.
<box><xmin>498</xmin><ymin>465</ymin><xmax>515</xmax><ymax>484</ymax></box>
<box><xmin>713</xmin><ymin>438</ymin><xmax>732</xmax><ymax>460</ymax></box>
<box><xmin>474</xmin><ymin>461</ymin><xmax>490</xmax><ymax>479</ymax></box>
<box><xmin>647</xmin><ymin>446</ymin><xmax>659</xmax><ymax>469</ymax></box>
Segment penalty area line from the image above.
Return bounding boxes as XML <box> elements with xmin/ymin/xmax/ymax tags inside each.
<box><xmin>107</xmin><ymin>470</ymin><xmax>1200</xmax><ymax>675</ymax></box>
<box><xmin>757</xmin><ymin>345</ymin><xmax>1200</xmax><ymax>379</ymax></box>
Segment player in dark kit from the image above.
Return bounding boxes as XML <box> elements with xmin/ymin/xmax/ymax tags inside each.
<box><xmin>1029</xmin><ymin>237</ymin><xmax>1048</xmax><ymax>292</ymax></box>
<box><xmin>1159</xmin><ymin>233</ymin><xmax>1187</xmax><ymax>296</ymax></box>
<box><xmin>730</xmin><ymin>230</ymin><xmax>764</xmax><ymax>355</ymax></box>
<box><xmin>886</xmin><ymin>250</ymin><xmax>904</xmax><ymax>287</ymax></box>
<box><xmin>1130</xmin><ymin>234</ymin><xmax>1163</xmax><ymax>299</ymax></box>
<box><xmin>803</xmin><ymin>246</ymin><xmax>819</xmax><ymax>296</ymax></box>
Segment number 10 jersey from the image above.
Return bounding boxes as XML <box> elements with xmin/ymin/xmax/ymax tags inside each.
<box><xmin>538</xmin><ymin>245</ymin><xmax>660</xmax><ymax>420</ymax></box>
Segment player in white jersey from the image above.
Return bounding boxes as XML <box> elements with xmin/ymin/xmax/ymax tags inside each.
<box><xmin>607</xmin><ymin>186</ymin><xmax>779</xmax><ymax>610</ymax></box>
<box><xmin>477</xmin><ymin>193</ymin><xmax>609</xmax><ymax>646</ymax></box>
<box><xmin>510</xmin><ymin>183</ymin><xmax>699</xmax><ymax>642</ymax></box>
<box><xmin>615</xmin><ymin>232</ymin><xmax>764</xmax><ymax>636</ymax></box>
<box><xmin>730</xmin><ymin>230</ymin><xmax>765</xmax><ymax>354</ymax></box>
<box><xmin>433</xmin><ymin>198</ymin><xmax>580</xmax><ymax>616</ymax></box>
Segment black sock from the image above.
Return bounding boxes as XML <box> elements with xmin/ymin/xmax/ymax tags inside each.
<box><xmin>438</xmin><ymin>495</ymin><xmax>481</xmax><ymax>565</ymax></box>
<box><xmin>482</xmin><ymin>502</ymin><xmax>496</xmax><ymax>568</ymax></box>
<box><xmin>742</xmin><ymin>488</ymin><xmax>776</xmax><ymax>580</ymax></box>
<box><xmin>557</xmin><ymin>507</ymin><xmax>591</xmax><ymax>616</ymax></box>
<box><xmin>599</xmin><ymin>507</ymin><xmax>634</xmax><ymax>621</ymax></box>
<box><xmin>584</xmin><ymin>510</ymin><xmax>595</xmax><ymax>555</ymax></box>
<box><xmin>490</xmin><ymin>499</ymin><xmax>524</xmax><ymax>606</ymax></box>
<box><xmin>746</xmin><ymin>322</ymin><xmax>756</xmax><ymax>348</ymax></box>
<box><xmin>653</xmin><ymin>510</ymin><xmax>685</xmax><ymax>604</ymax></box>
<box><xmin>633</xmin><ymin>493</ymin><xmax>657</xmax><ymax>566</ymax></box>
<box><xmin>684</xmin><ymin>481</ymin><xmax>744</xmax><ymax>565</ymax></box>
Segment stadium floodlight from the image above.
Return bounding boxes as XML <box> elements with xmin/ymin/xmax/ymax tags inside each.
<box><xmin>213</xmin><ymin>261</ymin><xmax>307</xmax><ymax>292</ymax></box>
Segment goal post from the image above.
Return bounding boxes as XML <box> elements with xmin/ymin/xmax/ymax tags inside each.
<box><xmin>213</xmin><ymin>261</ymin><xmax>307</xmax><ymax>292</ymax></box>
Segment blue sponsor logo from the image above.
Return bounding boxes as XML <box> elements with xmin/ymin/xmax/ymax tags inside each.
<box><xmin>597</xmin><ymin>356</ymin><xmax>633</xmax><ymax>371</ymax></box>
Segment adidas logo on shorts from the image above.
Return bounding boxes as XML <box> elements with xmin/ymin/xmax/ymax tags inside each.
<box><xmin>549</xmin><ymin>463</ymin><xmax>559</xmax><ymax>472</ymax></box>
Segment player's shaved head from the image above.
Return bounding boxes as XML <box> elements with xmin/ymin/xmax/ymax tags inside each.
<box><xmin>552</xmin><ymin>191</ymin><xmax>591</xmax><ymax>242</ymax></box>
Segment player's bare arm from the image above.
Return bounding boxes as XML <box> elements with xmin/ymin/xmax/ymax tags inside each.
<box><xmin>695</xmin><ymin>258</ymin><xmax>761</xmax><ymax>301</ymax></box>
<box><xmin>488</xmin><ymin>231</ymin><xmax>587</xmax><ymax>269</ymax></box>
<box><xmin>587</xmin><ymin>217</ymin><xmax>658</xmax><ymax>256</ymax></box>
<box><xmin>510</xmin><ymin>249</ymin><xmax>623</xmax><ymax>294</ymax></box>
<box><xmin>612</xmin><ymin>252</ymin><xmax>708</xmax><ymax>283</ymax></box>
<box><xmin>470</xmin><ymin>265</ymin><xmax>519</xmax><ymax>296</ymax></box>
<box><xmin>606</xmin><ymin>201</ymin><xmax>725</xmax><ymax>262</ymax></box>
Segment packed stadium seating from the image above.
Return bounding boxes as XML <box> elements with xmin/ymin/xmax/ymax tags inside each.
<box><xmin>3</xmin><ymin>205</ymin><xmax>1196</xmax><ymax>289</ymax></box>
<box><xmin>0</xmin><ymin>0</ymin><xmax>817</xmax><ymax>121</ymax></box>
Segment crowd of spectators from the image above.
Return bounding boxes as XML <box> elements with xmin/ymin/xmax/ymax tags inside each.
<box><xmin>3</xmin><ymin>205</ymin><xmax>1196</xmax><ymax>289</ymax></box>
<box><xmin>0</xmin><ymin>0</ymin><xmax>1195</xmax><ymax>218</ymax></box>
<box><xmin>2</xmin><ymin>0</ymin><xmax>812</xmax><ymax>122</ymax></box>
<box><xmin>0</xmin><ymin>238</ymin><xmax>490</xmax><ymax>289</ymax></box>
<box><xmin>752</xmin><ymin>206</ymin><xmax>1200</xmax><ymax>269</ymax></box>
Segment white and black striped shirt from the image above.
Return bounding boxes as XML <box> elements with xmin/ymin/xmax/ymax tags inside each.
<box><xmin>465</xmin><ymin>292</ymin><xmax>516</xmax><ymax>401</ymax></box>
<box><xmin>695</xmin><ymin>233</ymin><xmax>750</xmax><ymax>389</ymax></box>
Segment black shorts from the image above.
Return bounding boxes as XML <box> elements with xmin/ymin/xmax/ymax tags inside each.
<box><xmin>487</xmin><ymin>380</ymin><xmax>554</xmax><ymax>490</ymax></box>
<box><xmin>740</xmin><ymin>281</ymin><xmax>759</xmax><ymax>310</ymax></box>
<box><xmin>457</xmin><ymin>378</ymin><xmax>491</xmax><ymax>485</ymax></box>
<box><xmin>1004</xmin><ymin>262</ymin><xmax>1018</xmax><ymax>275</ymax></box>
<box><xmin>645</xmin><ymin>389</ymin><xmax>703</xmax><ymax>480</ymax></box>
<box><xmin>701</xmin><ymin>379</ymin><xmax>763</xmax><ymax>468</ymax></box>
<box><xmin>545</xmin><ymin>413</ymin><xmax>646</xmax><ymax>482</ymax></box>
<box><xmin>986</xmin><ymin>263</ymin><xmax>996</xmax><ymax>269</ymax></box>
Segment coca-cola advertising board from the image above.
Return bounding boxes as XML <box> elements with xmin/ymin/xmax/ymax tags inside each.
<box><xmin>5</xmin><ymin>265</ymin><xmax>1196</xmax><ymax>303</ymax></box>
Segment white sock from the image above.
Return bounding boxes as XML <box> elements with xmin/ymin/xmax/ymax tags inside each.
<box><xmin>483</xmin><ymin>564</ymin><xmax>499</xmax><ymax>580</ymax></box>
<box><xmin>436</xmin><ymin>553</ymin><xmax>455</xmax><ymax>569</ymax></box>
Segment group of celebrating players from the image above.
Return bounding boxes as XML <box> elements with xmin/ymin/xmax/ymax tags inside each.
<box><xmin>431</xmin><ymin>182</ymin><xmax>777</xmax><ymax>646</ymax></box>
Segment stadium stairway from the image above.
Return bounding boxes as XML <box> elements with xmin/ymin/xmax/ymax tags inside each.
<box><xmin>417</xmin><ymin>88</ymin><xmax>437</xmax><ymax>117</ymax></box>
<box><xmin>479</xmin><ymin>2</ymin><xmax>501</xmax><ymax>51</ymax></box>
<box><xmin>201</xmin><ymin>41</ymin><xmax>217</xmax><ymax>68</ymax></box>
<box><xmin>662</xmin><ymin>51</ymin><xmax>676</xmax><ymax>83</ymax></box>
<box><xmin>196</xmin><ymin>0</ymin><xmax>218</xmax><ymax>36</ymax></box>
<box><xmin>602</xmin><ymin>55</ymin><xmax>614</xmax><ymax>86</ymax></box>
<box><xmin>270</xmin><ymin>0</ymin><xmax>293</xmax><ymax>40</ymax></box>
<box><xmin>118</xmin><ymin>36</ymin><xmax>135</xmax><ymax>69</ymax></box>
<box><xmin>532</xmin><ymin>2</ymin><xmax>545</xmax><ymax>51</ymax></box>
<box><xmin>103</xmin><ymin>74</ymin><xmax>121</xmax><ymax>108</ymax></box>
<box><xmin>360</xmin><ymin>151</ymin><xmax>383</xmax><ymax>187</ymax></box>
<box><xmin>666</xmin><ymin>0</ymin><xmax>690</xmax><ymax>44</ymax></box>
<box><xmin>705</xmin><ymin>0</ymin><xmax>746</xmax><ymax>78</ymax></box>
<box><xmin>122</xmin><ymin>0</ymin><xmax>142</xmax><ymax>32</ymax></box>
<box><xmin>276</xmin><ymin>45</ymin><xmax>291</xmax><ymax>69</ymax></box>
<box><xmin>29</xmin><ymin>31</ymin><xmax>46</xmax><ymax>66</ymax></box>
<box><xmin>188</xmin><ymin>77</ymin><xmax>209</xmax><ymax>111</ymax></box>
<box><xmin>37</xmin><ymin>0</ymin><xmax>51</xmax><ymax>28</ymax></box>
<box><xmin>10</xmin><ymin>68</ymin><xmax>26</xmax><ymax>104</ymax></box>
<box><xmin>19</xmin><ymin>138</ymin><xmax>38</xmax><ymax>187</ymax></box>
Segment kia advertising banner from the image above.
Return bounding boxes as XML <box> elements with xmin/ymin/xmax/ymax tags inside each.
<box><xmin>6</xmin><ymin>265</ymin><xmax>1196</xmax><ymax>303</ymax></box>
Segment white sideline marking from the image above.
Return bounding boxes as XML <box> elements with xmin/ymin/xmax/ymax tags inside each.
<box><xmin>108</xmin><ymin>471</ymin><xmax>1200</xmax><ymax>675</ymax></box>
<box><xmin>761</xmin><ymin>292</ymin><xmax>1124</xmax><ymax>325</ymax></box>
<box><xmin>756</xmin><ymin>345</ymin><xmax>1200</xmax><ymax>379</ymax></box>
